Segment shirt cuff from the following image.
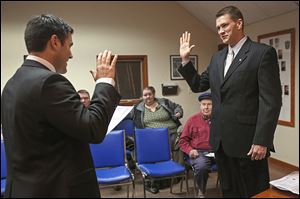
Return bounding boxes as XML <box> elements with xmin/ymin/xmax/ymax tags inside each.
<box><xmin>182</xmin><ymin>60</ymin><xmax>189</xmax><ymax>66</ymax></box>
<box><xmin>96</xmin><ymin>78</ymin><xmax>115</xmax><ymax>87</ymax></box>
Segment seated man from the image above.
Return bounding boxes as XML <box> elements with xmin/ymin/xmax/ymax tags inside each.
<box><xmin>179</xmin><ymin>92</ymin><xmax>213</xmax><ymax>198</ymax></box>
<box><xmin>77</xmin><ymin>89</ymin><xmax>91</xmax><ymax>107</ymax></box>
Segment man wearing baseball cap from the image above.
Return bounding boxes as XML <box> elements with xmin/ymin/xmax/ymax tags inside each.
<box><xmin>179</xmin><ymin>92</ymin><xmax>213</xmax><ymax>197</ymax></box>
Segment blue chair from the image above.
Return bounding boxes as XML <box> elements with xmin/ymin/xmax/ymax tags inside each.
<box><xmin>134</xmin><ymin>128</ymin><xmax>188</xmax><ymax>198</ymax></box>
<box><xmin>113</xmin><ymin>119</ymin><xmax>135</xmax><ymax>137</ymax></box>
<box><xmin>113</xmin><ymin>119</ymin><xmax>136</xmax><ymax>170</ymax></box>
<box><xmin>1</xmin><ymin>141</ymin><xmax>6</xmax><ymax>197</ymax></box>
<box><xmin>90</xmin><ymin>130</ymin><xmax>135</xmax><ymax>198</ymax></box>
<box><xmin>180</xmin><ymin>153</ymin><xmax>219</xmax><ymax>197</ymax></box>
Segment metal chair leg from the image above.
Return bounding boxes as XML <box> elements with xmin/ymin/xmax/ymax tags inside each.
<box><xmin>170</xmin><ymin>177</ymin><xmax>174</xmax><ymax>193</ymax></box>
<box><xmin>180</xmin><ymin>177</ymin><xmax>183</xmax><ymax>192</ymax></box>
<box><xmin>143</xmin><ymin>178</ymin><xmax>146</xmax><ymax>198</ymax></box>
<box><xmin>216</xmin><ymin>173</ymin><xmax>220</xmax><ymax>188</ymax></box>
<box><xmin>185</xmin><ymin>173</ymin><xmax>189</xmax><ymax>195</ymax></box>
<box><xmin>193</xmin><ymin>175</ymin><xmax>198</xmax><ymax>197</ymax></box>
<box><xmin>132</xmin><ymin>180</ymin><xmax>135</xmax><ymax>198</ymax></box>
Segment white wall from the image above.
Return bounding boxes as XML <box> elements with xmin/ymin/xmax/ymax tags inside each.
<box><xmin>1</xmin><ymin>1</ymin><xmax>218</xmax><ymax>125</ymax></box>
<box><xmin>1</xmin><ymin>2</ymin><xmax>298</xmax><ymax>166</ymax></box>
<box><xmin>246</xmin><ymin>10</ymin><xmax>299</xmax><ymax>166</ymax></box>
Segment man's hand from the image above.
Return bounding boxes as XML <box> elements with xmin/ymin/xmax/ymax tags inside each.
<box><xmin>247</xmin><ymin>144</ymin><xmax>267</xmax><ymax>161</ymax></box>
<box><xmin>189</xmin><ymin>149</ymin><xmax>199</xmax><ymax>159</ymax></box>
<box><xmin>90</xmin><ymin>50</ymin><xmax>118</xmax><ymax>81</ymax></box>
<box><xmin>180</xmin><ymin>31</ymin><xmax>195</xmax><ymax>63</ymax></box>
<box><xmin>175</xmin><ymin>112</ymin><xmax>181</xmax><ymax>118</ymax></box>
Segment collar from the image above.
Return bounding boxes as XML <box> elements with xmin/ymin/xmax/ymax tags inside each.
<box><xmin>26</xmin><ymin>55</ymin><xmax>56</xmax><ymax>72</ymax></box>
<box><xmin>200</xmin><ymin>112</ymin><xmax>211</xmax><ymax>121</ymax></box>
<box><xmin>228</xmin><ymin>36</ymin><xmax>247</xmax><ymax>57</ymax></box>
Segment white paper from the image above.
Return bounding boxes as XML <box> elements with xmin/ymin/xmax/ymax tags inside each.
<box><xmin>1</xmin><ymin>125</ymin><xmax>3</xmax><ymax>140</ymax></box>
<box><xmin>204</xmin><ymin>152</ymin><xmax>215</xmax><ymax>158</ymax></box>
<box><xmin>107</xmin><ymin>106</ymin><xmax>133</xmax><ymax>134</ymax></box>
<box><xmin>269</xmin><ymin>171</ymin><xmax>299</xmax><ymax>195</ymax></box>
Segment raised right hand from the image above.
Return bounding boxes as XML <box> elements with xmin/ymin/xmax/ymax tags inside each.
<box><xmin>90</xmin><ymin>50</ymin><xmax>118</xmax><ymax>81</ymax></box>
<box><xmin>180</xmin><ymin>31</ymin><xmax>195</xmax><ymax>63</ymax></box>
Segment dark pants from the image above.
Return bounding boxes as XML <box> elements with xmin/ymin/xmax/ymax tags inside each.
<box><xmin>189</xmin><ymin>152</ymin><xmax>211</xmax><ymax>193</ymax></box>
<box><xmin>215</xmin><ymin>144</ymin><xmax>270</xmax><ymax>198</ymax></box>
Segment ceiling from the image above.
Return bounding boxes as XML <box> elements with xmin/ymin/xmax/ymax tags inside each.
<box><xmin>177</xmin><ymin>1</ymin><xmax>299</xmax><ymax>32</ymax></box>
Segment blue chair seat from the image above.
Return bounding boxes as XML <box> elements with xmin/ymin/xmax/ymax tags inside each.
<box><xmin>211</xmin><ymin>163</ymin><xmax>218</xmax><ymax>172</ymax></box>
<box><xmin>96</xmin><ymin>166</ymin><xmax>132</xmax><ymax>184</ymax></box>
<box><xmin>139</xmin><ymin>161</ymin><xmax>185</xmax><ymax>177</ymax></box>
<box><xmin>1</xmin><ymin>179</ymin><xmax>5</xmax><ymax>196</ymax></box>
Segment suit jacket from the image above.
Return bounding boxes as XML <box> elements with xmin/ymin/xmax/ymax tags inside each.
<box><xmin>178</xmin><ymin>38</ymin><xmax>282</xmax><ymax>158</ymax></box>
<box><xmin>1</xmin><ymin>60</ymin><xmax>121</xmax><ymax>197</ymax></box>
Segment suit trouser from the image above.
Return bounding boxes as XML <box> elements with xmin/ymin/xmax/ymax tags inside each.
<box><xmin>215</xmin><ymin>144</ymin><xmax>270</xmax><ymax>198</ymax></box>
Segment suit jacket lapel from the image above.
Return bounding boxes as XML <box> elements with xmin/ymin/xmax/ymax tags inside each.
<box><xmin>222</xmin><ymin>38</ymin><xmax>251</xmax><ymax>86</ymax></box>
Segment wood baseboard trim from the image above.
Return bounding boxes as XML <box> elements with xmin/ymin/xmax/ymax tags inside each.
<box><xmin>269</xmin><ymin>157</ymin><xmax>299</xmax><ymax>171</ymax></box>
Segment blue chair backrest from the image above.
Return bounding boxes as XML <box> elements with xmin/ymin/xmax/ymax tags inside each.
<box><xmin>135</xmin><ymin>128</ymin><xmax>171</xmax><ymax>164</ymax></box>
<box><xmin>90</xmin><ymin>130</ymin><xmax>125</xmax><ymax>168</ymax></box>
<box><xmin>1</xmin><ymin>141</ymin><xmax>6</xmax><ymax>179</ymax></box>
<box><xmin>113</xmin><ymin>119</ymin><xmax>135</xmax><ymax>137</ymax></box>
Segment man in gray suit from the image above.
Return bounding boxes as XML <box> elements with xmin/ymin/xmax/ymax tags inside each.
<box><xmin>1</xmin><ymin>14</ymin><xmax>120</xmax><ymax>197</ymax></box>
<box><xmin>178</xmin><ymin>6</ymin><xmax>282</xmax><ymax>197</ymax></box>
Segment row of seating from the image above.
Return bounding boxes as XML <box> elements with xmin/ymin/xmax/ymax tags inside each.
<box><xmin>90</xmin><ymin>128</ymin><xmax>189</xmax><ymax>198</ymax></box>
<box><xmin>1</xmin><ymin>119</ymin><xmax>217</xmax><ymax>198</ymax></box>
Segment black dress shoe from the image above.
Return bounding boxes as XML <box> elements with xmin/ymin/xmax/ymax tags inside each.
<box><xmin>145</xmin><ymin>184</ymin><xmax>159</xmax><ymax>194</ymax></box>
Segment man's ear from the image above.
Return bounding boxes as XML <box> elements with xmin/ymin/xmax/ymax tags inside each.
<box><xmin>236</xmin><ymin>19</ymin><xmax>243</xmax><ymax>30</ymax></box>
<box><xmin>49</xmin><ymin>34</ymin><xmax>61</xmax><ymax>50</ymax></box>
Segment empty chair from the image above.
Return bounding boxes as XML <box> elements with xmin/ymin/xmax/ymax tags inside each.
<box><xmin>90</xmin><ymin>130</ymin><xmax>135</xmax><ymax>198</ymax></box>
<box><xmin>134</xmin><ymin>128</ymin><xmax>188</xmax><ymax>198</ymax></box>
<box><xmin>113</xmin><ymin>119</ymin><xmax>136</xmax><ymax>170</ymax></box>
<box><xmin>113</xmin><ymin>119</ymin><xmax>135</xmax><ymax>138</ymax></box>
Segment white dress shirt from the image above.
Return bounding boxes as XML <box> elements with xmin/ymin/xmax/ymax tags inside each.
<box><xmin>224</xmin><ymin>36</ymin><xmax>247</xmax><ymax>77</ymax></box>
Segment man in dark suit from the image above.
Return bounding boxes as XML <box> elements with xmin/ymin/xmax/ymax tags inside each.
<box><xmin>178</xmin><ymin>6</ymin><xmax>282</xmax><ymax>197</ymax></box>
<box><xmin>1</xmin><ymin>14</ymin><xmax>121</xmax><ymax>197</ymax></box>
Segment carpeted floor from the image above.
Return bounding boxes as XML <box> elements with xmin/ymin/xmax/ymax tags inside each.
<box><xmin>99</xmin><ymin>159</ymin><xmax>295</xmax><ymax>198</ymax></box>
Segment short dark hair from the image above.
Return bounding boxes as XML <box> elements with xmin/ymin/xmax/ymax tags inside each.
<box><xmin>77</xmin><ymin>89</ymin><xmax>90</xmax><ymax>98</ymax></box>
<box><xmin>216</xmin><ymin>6</ymin><xmax>244</xmax><ymax>28</ymax></box>
<box><xmin>143</xmin><ymin>86</ymin><xmax>155</xmax><ymax>95</ymax></box>
<box><xmin>24</xmin><ymin>14</ymin><xmax>74</xmax><ymax>53</ymax></box>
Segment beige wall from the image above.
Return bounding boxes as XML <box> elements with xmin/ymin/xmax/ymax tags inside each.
<box><xmin>245</xmin><ymin>10</ymin><xmax>299</xmax><ymax>167</ymax></box>
<box><xmin>1</xmin><ymin>2</ymin><xmax>298</xmax><ymax>166</ymax></box>
<box><xmin>1</xmin><ymin>1</ymin><xmax>217</xmax><ymax>125</ymax></box>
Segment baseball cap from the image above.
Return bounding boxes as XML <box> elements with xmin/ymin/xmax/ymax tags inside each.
<box><xmin>198</xmin><ymin>92</ymin><xmax>212</xmax><ymax>101</ymax></box>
